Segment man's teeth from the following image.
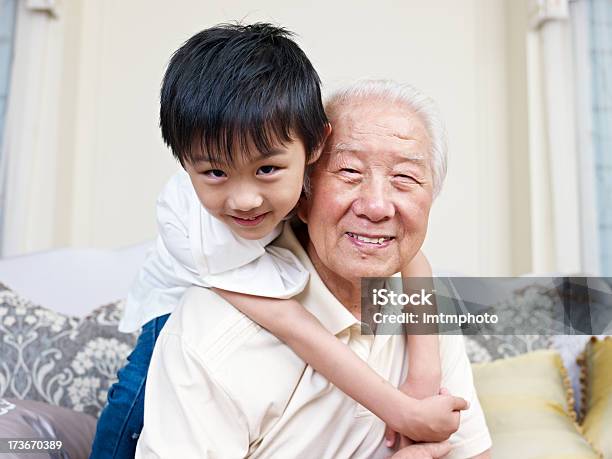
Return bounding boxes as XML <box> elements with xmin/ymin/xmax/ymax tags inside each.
<box><xmin>347</xmin><ymin>233</ymin><xmax>390</xmax><ymax>244</ymax></box>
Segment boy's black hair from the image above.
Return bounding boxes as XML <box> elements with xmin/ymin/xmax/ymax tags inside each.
<box><xmin>160</xmin><ymin>22</ymin><xmax>328</xmax><ymax>166</ymax></box>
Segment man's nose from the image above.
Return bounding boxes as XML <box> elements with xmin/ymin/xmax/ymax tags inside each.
<box><xmin>228</xmin><ymin>185</ymin><xmax>264</xmax><ymax>211</ymax></box>
<box><xmin>352</xmin><ymin>177</ymin><xmax>395</xmax><ymax>222</ymax></box>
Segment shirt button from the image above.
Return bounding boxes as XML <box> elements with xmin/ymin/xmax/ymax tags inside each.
<box><xmin>131</xmin><ymin>432</ymin><xmax>140</xmax><ymax>440</ymax></box>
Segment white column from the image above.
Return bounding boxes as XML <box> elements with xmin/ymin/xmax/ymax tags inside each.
<box><xmin>528</xmin><ymin>0</ymin><xmax>582</xmax><ymax>273</ymax></box>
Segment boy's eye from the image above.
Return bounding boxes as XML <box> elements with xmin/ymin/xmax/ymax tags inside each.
<box><xmin>257</xmin><ymin>165</ymin><xmax>279</xmax><ymax>175</ymax></box>
<box><xmin>203</xmin><ymin>169</ymin><xmax>226</xmax><ymax>178</ymax></box>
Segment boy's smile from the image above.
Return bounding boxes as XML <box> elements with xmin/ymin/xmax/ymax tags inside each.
<box><xmin>230</xmin><ymin>212</ymin><xmax>270</xmax><ymax>227</ymax></box>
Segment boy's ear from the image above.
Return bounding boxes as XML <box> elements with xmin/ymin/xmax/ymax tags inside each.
<box><xmin>307</xmin><ymin>123</ymin><xmax>332</xmax><ymax>165</ymax></box>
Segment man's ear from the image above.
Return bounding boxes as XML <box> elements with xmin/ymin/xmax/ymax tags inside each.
<box><xmin>307</xmin><ymin>123</ymin><xmax>332</xmax><ymax>165</ymax></box>
<box><xmin>296</xmin><ymin>196</ymin><xmax>308</xmax><ymax>224</ymax></box>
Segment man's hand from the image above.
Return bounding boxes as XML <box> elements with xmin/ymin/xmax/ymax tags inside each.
<box><xmin>390</xmin><ymin>388</ymin><xmax>468</xmax><ymax>443</ymax></box>
<box><xmin>389</xmin><ymin>441</ymin><xmax>452</xmax><ymax>459</ymax></box>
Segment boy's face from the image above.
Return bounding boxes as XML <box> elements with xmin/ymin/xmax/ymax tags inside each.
<box><xmin>184</xmin><ymin>137</ymin><xmax>310</xmax><ymax>240</ymax></box>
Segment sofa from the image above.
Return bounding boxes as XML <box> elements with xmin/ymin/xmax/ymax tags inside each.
<box><xmin>0</xmin><ymin>245</ymin><xmax>610</xmax><ymax>458</ymax></box>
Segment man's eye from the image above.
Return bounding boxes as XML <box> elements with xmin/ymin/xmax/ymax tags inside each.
<box><xmin>340</xmin><ymin>168</ymin><xmax>360</xmax><ymax>174</ymax></box>
<box><xmin>203</xmin><ymin>169</ymin><xmax>226</xmax><ymax>178</ymax></box>
<box><xmin>257</xmin><ymin>165</ymin><xmax>279</xmax><ymax>175</ymax></box>
<box><xmin>395</xmin><ymin>174</ymin><xmax>419</xmax><ymax>183</ymax></box>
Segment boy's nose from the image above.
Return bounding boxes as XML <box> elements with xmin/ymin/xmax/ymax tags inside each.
<box><xmin>228</xmin><ymin>190</ymin><xmax>264</xmax><ymax>212</ymax></box>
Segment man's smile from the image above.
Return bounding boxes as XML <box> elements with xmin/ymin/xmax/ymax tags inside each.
<box><xmin>345</xmin><ymin>232</ymin><xmax>395</xmax><ymax>248</ymax></box>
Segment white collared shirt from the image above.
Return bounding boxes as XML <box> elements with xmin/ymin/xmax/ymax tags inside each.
<box><xmin>135</xmin><ymin>223</ymin><xmax>492</xmax><ymax>459</ymax></box>
<box><xmin>119</xmin><ymin>170</ymin><xmax>309</xmax><ymax>332</ymax></box>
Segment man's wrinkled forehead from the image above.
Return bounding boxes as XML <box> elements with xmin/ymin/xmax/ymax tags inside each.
<box><xmin>329</xmin><ymin>140</ymin><xmax>427</xmax><ymax>165</ymax></box>
<box><xmin>320</xmin><ymin>101</ymin><xmax>431</xmax><ymax>165</ymax></box>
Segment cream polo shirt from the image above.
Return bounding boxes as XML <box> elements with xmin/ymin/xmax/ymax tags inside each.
<box><xmin>135</xmin><ymin>223</ymin><xmax>492</xmax><ymax>459</ymax></box>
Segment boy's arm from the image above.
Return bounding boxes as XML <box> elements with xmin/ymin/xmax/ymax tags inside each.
<box><xmin>213</xmin><ymin>288</ymin><xmax>467</xmax><ymax>443</ymax></box>
<box><xmin>385</xmin><ymin>251</ymin><xmax>442</xmax><ymax>448</ymax></box>
<box><xmin>400</xmin><ymin>250</ymin><xmax>441</xmax><ymax>398</ymax></box>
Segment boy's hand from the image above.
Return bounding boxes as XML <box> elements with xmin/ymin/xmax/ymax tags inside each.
<box><xmin>387</xmin><ymin>388</ymin><xmax>468</xmax><ymax>443</ymax></box>
<box><xmin>385</xmin><ymin>370</ymin><xmax>442</xmax><ymax>447</ymax></box>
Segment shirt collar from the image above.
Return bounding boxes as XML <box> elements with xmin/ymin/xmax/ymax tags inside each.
<box><xmin>275</xmin><ymin>222</ymin><xmax>359</xmax><ymax>336</ymax></box>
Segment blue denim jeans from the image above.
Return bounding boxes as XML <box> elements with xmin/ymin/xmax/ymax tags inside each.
<box><xmin>89</xmin><ymin>314</ymin><xmax>170</xmax><ymax>459</ymax></box>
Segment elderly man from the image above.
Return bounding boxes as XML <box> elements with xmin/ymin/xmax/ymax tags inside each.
<box><xmin>135</xmin><ymin>80</ymin><xmax>492</xmax><ymax>459</ymax></box>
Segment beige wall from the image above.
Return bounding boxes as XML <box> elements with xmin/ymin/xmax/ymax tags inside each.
<box><xmin>4</xmin><ymin>0</ymin><xmax>533</xmax><ymax>275</ymax></box>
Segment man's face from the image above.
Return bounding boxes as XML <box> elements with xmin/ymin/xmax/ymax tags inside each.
<box><xmin>299</xmin><ymin>98</ymin><xmax>434</xmax><ymax>281</ymax></box>
<box><xmin>184</xmin><ymin>137</ymin><xmax>308</xmax><ymax>240</ymax></box>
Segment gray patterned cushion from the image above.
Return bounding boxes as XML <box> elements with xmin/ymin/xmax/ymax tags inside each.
<box><xmin>464</xmin><ymin>283</ymin><xmax>558</xmax><ymax>363</ymax></box>
<box><xmin>0</xmin><ymin>283</ymin><xmax>138</xmax><ymax>418</ymax></box>
<box><xmin>465</xmin><ymin>334</ymin><xmax>554</xmax><ymax>363</ymax></box>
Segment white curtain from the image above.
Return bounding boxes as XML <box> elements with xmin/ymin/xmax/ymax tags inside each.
<box><xmin>583</xmin><ymin>0</ymin><xmax>612</xmax><ymax>275</ymax></box>
<box><xmin>0</xmin><ymin>1</ymin><xmax>61</xmax><ymax>257</ymax></box>
<box><xmin>0</xmin><ymin>0</ymin><xmax>18</xmax><ymax>256</ymax></box>
<box><xmin>569</xmin><ymin>0</ymin><xmax>600</xmax><ymax>275</ymax></box>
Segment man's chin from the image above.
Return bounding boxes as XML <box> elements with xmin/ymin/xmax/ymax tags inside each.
<box><xmin>343</xmin><ymin>262</ymin><xmax>399</xmax><ymax>280</ymax></box>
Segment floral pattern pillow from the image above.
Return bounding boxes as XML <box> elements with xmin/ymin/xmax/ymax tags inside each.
<box><xmin>0</xmin><ymin>283</ymin><xmax>138</xmax><ymax>418</ymax></box>
<box><xmin>463</xmin><ymin>283</ymin><xmax>559</xmax><ymax>364</ymax></box>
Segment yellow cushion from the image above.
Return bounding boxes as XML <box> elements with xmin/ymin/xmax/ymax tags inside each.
<box><xmin>580</xmin><ymin>337</ymin><xmax>612</xmax><ymax>458</ymax></box>
<box><xmin>472</xmin><ymin>349</ymin><xmax>601</xmax><ymax>459</ymax></box>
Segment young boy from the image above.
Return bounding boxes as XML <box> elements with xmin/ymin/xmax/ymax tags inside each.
<box><xmin>90</xmin><ymin>22</ymin><xmax>459</xmax><ymax>458</ymax></box>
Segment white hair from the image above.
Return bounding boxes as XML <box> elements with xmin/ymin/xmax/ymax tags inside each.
<box><xmin>324</xmin><ymin>79</ymin><xmax>448</xmax><ymax>198</ymax></box>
